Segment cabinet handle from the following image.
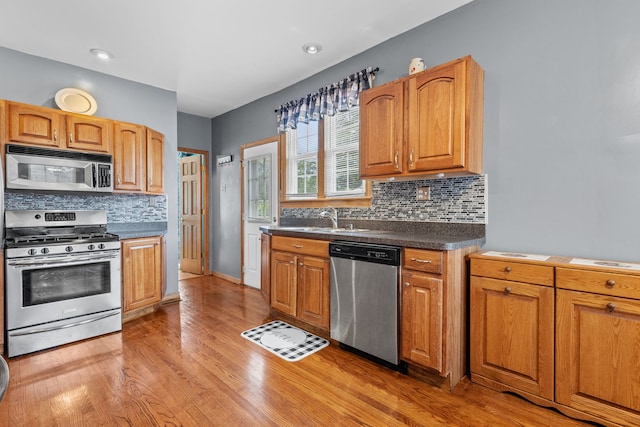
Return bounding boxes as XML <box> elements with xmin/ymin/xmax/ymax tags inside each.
<box><xmin>299</xmin><ymin>262</ymin><xmax>304</xmax><ymax>267</ymax></box>
<box><xmin>394</xmin><ymin>151</ymin><xmax>399</xmax><ymax>169</ymax></box>
<box><xmin>504</xmin><ymin>266</ymin><xmax>512</xmax><ymax>273</ymax></box>
<box><xmin>411</xmin><ymin>258</ymin><xmax>432</xmax><ymax>264</ymax></box>
<box><xmin>504</xmin><ymin>286</ymin><xmax>512</xmax><ymax>294</ymax></box>
<box><xmin>403</xmin><ymin>282</ymin><xmax>410</xmax><ymax>287</ymax></box>
<box><xmin>53</xmin><ymin>129</ymin><xmax>57</xmax><ymax>142</ymax></box>
<box><xmin>606</xmin><ymin>303</ymin><xmax>616</xmax><ymax>312</ymax></box>
<box><xmin>289</xmin><ymin>261</ymin><xmax>294</xmax><ymax>265</ymax></box>
<box><xmin>605</xmin><ymin>279</ymin><xmax>616</xmax><ymax>288</ymax></box>
<box><xmin>292</xmin><ymin>244</ymin><xmax>303</xmax><ymax>248</ymax></box>
<box><xmin>409</xmin><ymin>149</ymin><xmax>414</xmax><ymax>166</ymax></box>
<box><xmin>69</xmin><ymin>132</ymin><xmax>73</xmax><ymax>143</ymax></box>
<box><xmin>117</xmin><ymin>176</ymin><xmax>121</xmax><ymax>185</ymax></box>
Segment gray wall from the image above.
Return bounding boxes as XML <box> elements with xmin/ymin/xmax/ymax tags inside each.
<box><xmin>177</xmin><ymin>112</ymin><xmax>214</xmax><ymax>271</ymax></box>
<box><xmin>210</xmin><ymin>0</ymin><xmax>640</xmax><ymax>279</ymax></box>
<box><xmin>0</xmin><ymin>46</ymin><xmax>180</xmax><ymax>297</ymax></box>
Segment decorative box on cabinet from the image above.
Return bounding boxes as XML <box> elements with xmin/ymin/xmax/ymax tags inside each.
<box><xmin>470</xmin><ymin>257</ymin><xmax>555</xmax><ymax>401</ymax></box>
<box><xmin>122</xmin><ymin>236</ymin><xmax>164</xmax><ymax>322</ymax></box>
<box><xmin>401</xmin><ymin>245</ymin><xmax>478</xmax><ymax>390</ymax></box>
<box><xmin>270</xmin><ymin>235</ymin><xmax>330</xmax><ymax>330</ymax></box>
<box><xmin>360</xmin><ymin>55</ymin><xmax>483</xmax><ymax>180</ymax></box>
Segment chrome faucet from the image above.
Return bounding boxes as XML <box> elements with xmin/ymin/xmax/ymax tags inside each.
<box><xmin>320</xmin><ymin>206</ymin><xmax>338</xmax><ymax>229</ymax></box>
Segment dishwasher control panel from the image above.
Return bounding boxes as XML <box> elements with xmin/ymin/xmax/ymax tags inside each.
<box><xmin>329</xmin><ymin>241</ymin><xmax>401</xmax><ymax>266</ymax></box>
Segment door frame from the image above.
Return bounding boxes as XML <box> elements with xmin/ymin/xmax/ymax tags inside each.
<box><xmin>240</xmin><ymin>135</ymin><xmax>281</xmax><ymax>287</ymax></box>
<box><xmin>177</xmin><ymin>147</ymin><xmax>210</xmax><ymax>275</ymax></box>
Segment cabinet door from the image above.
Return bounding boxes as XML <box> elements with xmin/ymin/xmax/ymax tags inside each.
<box><xmin>297</xmin><ymin>255</ymin><xmax>330</xmax><ymax>329</ymax></box>
<box><xmin>146</xmin><ymin>128</ymin><xmax>165</xmax><ymax>193</ymax></box>
<box><xmin>260</xmin><ymin>233</ymin><xmax>271</xmax><ymax>305</ymax></box>
<box><xmin>556</xmin><ymin>290</ymin><xmax>640</xmax><ymax>426</ymax></box>
<box><xmin>114</xmin><ymin>122</ymin><xmax>146</xmax><ymax>191</ymax></box>
<box><xmin>401</xmin><ymin>271</ymin><xmax>443</xmax><ymax>372</ymax></box>
<box><xmin>470</xmin><ymin>276</ymin><xmax>555</xmax><ymax>400</ymax></box>
<box><xmin>359</xmin><ymin>81</ymin><xmax>404</xmax><ymax>177</ymax></box>
<box><xmin>407</xmin><ymin>59</ymin><xmax>465</xmax><ymax>172</ymax></box>
<box><xmin>8</xmin><ymin>102</ymin><xmax>64</xmax><ymax>147</ymax></box>
<box><xmin>66</xmin><ymin>115</ymin><xmax>112</xmax><ymax>153</ymax></box>
<box><xmin>271</xmin><ymin>251</ymin><xmax>297</xmax><ymax>316</ymax></box>
<box><xmin>122</xmin><ymin>237</ymin><xmax>163</xmax><ymax>312</ymax></box>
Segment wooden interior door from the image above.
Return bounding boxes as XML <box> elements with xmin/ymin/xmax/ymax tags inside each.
<box><xmin>179</xmin><ymin>155</ymin><xmax>203</xmax><ymax>274</ymax></box>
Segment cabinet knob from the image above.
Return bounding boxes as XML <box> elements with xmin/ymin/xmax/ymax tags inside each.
<box><xmin>289</xmin><ymin>261</ymin><xmax>294</xmax><ymax>265</ymax></box>
<box><xmin>605</xmin><ymin>279</ymin><xmax>616</xmax><ymax>288</ymax></box>
<box><xmin>606</xmin><ymin>303</ymin><xmax>616</xmax><ymax>312</ymax></box>
<box><xmin>409</xmin><ymin>149</ymin><xmax>414</xmax><ymax>166</ymax></box>
<box><xmin>504</xmin><ymin>286</ymin><xmax>512</xmax><ymax>294</ymax></box>
<box><xmin>394</xmin><ymin>151</ymin><xmax>399</xmax><ymax>169</ymax></box>
<box><xmin>69</xmin><ymin>132</ymin><xmax>73</xmax><ymax>143</ymax></box>
<box><xmin>403</xmin><ymin>282</ymin><xmax>410</xmax><ymax>287</ymax></box>
<box><xmin>299</xmin><ymin>262</ymin><xmax>304</xmax><ymax>267</ymax></box>
<box><xmin>54</xmin><ymin>129</ymin><xmax>57</xmax><ymax>142</ymax></box>
<box><xmin>504</xmin><ymin>266</ymin><xmax>512</xmax><ymax>273</ymax></box>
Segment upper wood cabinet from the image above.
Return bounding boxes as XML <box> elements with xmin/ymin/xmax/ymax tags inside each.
<box><xmin>360</xmin><ymin>56</ymin><xmax>484</xmax><ymax>180</ymax></box>
<box><xmin>113</xmin><ymin>122</ymin><xmax>146</xmax><ymax>191</ymax></box>
<box><xmin>7</xmin><ymin>101</ymin><xmax>112</xmax><ymax>153</ymax></box>
<box><xmin>146</xmin><ymin>128</ymin><xmax>165</xmax><ymax>194</ymax></box>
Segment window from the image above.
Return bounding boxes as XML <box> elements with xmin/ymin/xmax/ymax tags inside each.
<box><xmin>247</xmin><ymin>155</ymin><xmax>271</xmax><ymax>221</ymax></box>
<box><xmin>284</xmin><ymin>108</ymin><xmax>369</xmax><ymax>206</ymax></box>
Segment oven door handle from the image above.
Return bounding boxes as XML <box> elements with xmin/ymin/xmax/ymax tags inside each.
<box><xmin>7</xmin><ymin>253</ymin><xmax>120</xmax><ymax>267</ymax></box>
<box><xmin>8</xmin><ymin>311</ymin><xmax>120</xmax><ymax>337</ymax></box>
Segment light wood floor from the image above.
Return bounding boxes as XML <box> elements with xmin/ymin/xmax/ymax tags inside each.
<box><xmin>0</xmin><ymin>276</ymin><xmax>596</xmax><ymax>426</ymax></box>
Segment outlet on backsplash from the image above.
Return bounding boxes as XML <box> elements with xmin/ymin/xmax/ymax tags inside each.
<box><xmin>416</xmin><ymin>187</ymin><xmax>430</xmax><ymax>201</ymax></box>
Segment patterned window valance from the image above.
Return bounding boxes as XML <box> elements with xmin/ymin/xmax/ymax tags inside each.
<box><xmin>275</xmin><ymin>67</ymin><xmax>378</xmax><ymax>132</ymax></box>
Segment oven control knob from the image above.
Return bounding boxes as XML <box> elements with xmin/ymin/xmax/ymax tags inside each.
<box><xmin>65</xmin><ymin>246</ymin><xmax>74</xmax><ymax>252</ymax></box>
<box><xmin>28</xmin><ymin>248</ymin><xmax>38</xmax><ymax>256</ymax></box>
<box><xmin>88</xmin><ymin>244</ymin><xmax>96</xmax><ymax>251</ymax></box>
<box><xmin>41</xmin><ymin>248</ymin><xmax>49</xmax><ymax>254</ymax></box>
<box><xmin>98</xmin><ymin>243</ymin><xmax>106</xmax><ymax>250</ymax></box>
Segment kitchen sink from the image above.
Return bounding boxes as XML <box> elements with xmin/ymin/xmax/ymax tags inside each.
<box><xmin>276</xmin><ymin>226</ymin><xmax>371</xmax><ymax>233</ymax></box>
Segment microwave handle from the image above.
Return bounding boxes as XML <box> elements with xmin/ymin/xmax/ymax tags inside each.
<box><xmin>92</xmin><ymin>163</ymin><xmax>97</xmax><ymax>188</ymax></box>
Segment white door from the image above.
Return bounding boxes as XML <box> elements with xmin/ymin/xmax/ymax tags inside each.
<box><xmin>242</xmin><ymin>140</ymin><xmax>278</xmax><ymax>289</ymax></box>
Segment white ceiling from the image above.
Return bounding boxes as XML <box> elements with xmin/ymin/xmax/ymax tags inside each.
<box><xmin>0</xmin><ymin>0</ymin><xmax>473</xmax><ymax>118</ymax></box>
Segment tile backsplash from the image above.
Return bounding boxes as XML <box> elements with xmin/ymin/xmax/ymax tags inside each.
<box><xmin>5</xmin><ymin>192</ymin><xmax>167</xmax><ymax>223</ymax></box>
<box><xmin>281</xmin><ymin>175</ymin><xmax>487</xmax><ymax>223</ymax></box>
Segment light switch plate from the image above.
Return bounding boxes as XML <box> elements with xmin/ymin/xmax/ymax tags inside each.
<box><xmin>416</xmin><ymin>186</ymin><xmax>430</xmax><ymax>201</ymax></box>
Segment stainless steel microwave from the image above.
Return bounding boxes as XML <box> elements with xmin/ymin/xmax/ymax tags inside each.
<box><xmin>5</xmin><ymin>144</ymin><xmax>113</xmax><ymax>193</ymax></box>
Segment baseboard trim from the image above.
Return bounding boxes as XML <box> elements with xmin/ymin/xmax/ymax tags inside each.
<box><xmin>211</xmin><ymin>271</ymin><xmax>241</xmax><ymax>285</ymax></box>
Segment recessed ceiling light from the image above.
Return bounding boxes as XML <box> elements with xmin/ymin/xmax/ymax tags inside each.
<box><xmin>302</xmin><ymin>43</ymin><xmax>321</xmax><ymax>54</ymax></box>
<box><xmin>90</xmin><ymin>48</ymin><xmax>114</xmax><ymax>61</ymax></box>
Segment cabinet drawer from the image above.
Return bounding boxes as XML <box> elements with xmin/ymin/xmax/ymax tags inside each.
<box><xmin>471</xmin><ymin>258</ymin><xmax>554</xmax><ymax>287</ymax></box>
<box><xmin>556</xmin><ymin>268</ymin><xmax>640</xmax><ymax>300</ymax></box>
<box><xmin>403</xmin><ymin>248</ymin><xmax>443</xmax><ymax>274</ymax></box>
<box><xmin>271</xmin><ymin>236</ymin><xmax>328</xmax><ymax>258</ymax></box>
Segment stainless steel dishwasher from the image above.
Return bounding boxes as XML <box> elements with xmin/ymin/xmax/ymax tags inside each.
<box><xmin>329</xmin><ymin>241</ymin><xmax>405</xmax><ymax>371</ymax></box>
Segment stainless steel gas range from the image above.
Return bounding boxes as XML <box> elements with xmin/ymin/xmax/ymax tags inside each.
<box><xmin>4</xmin><ymin>210</ymin><xmax>121</xmax><ymax>357</ymax></box>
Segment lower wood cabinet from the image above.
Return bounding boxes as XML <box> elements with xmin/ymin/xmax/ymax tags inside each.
<box><xmin>469</xmin><ymin>252</ymin><xmax>640</xmax><ymax>427</ymax></box>
<box><xmin>401</xmin><ymin>246</ymin><xmax>478</xmax><ymax>390</ymax></box>
<box><xmin>470</xmin><ymin>258</ymin><xmax>555</xmax><ymax>401</ymax></box>
<box><xmin>555</xmin><ymin>269</ymin><xmax>640</xmax><ymax>427</ymax></box>
<box><xmin>270</xmin><ymin>236</ymin><xmax>330</xmax><ymax>330</ymax></box>
<box><xmin>122</xmin><ymin>236</ymin><xmax>164</xmax><ymax>321</ymax></box>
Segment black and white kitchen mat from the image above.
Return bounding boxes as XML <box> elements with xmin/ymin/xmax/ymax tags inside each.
<box><xmin>241</xmin><ymin>320</ymin><xmax>329</xmax><ymax>362</ymax></box>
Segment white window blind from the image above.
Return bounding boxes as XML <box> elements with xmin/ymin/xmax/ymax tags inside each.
<box><xmin>324</xmin><ymin>108</ymin><xmax>364</xmax><ymax>197</ymax></box>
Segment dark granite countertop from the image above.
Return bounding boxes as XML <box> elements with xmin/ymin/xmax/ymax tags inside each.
<box><xmin>261</xmin><ymin>219</ymin><xmax>485</xmax><ymax>251</ymax></box>
<box><xmin>108</xmin><ymin>222</ymin><xmax>167</xmax><ymax>240</ymax></box>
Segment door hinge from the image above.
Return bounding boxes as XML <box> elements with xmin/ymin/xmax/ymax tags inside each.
<box><xmin>242</xmin><ymin>265</ymin><xmax>246</xmax><ymax>273</ymax></box>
